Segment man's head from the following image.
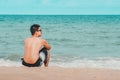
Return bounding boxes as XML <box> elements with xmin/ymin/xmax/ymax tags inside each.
<box><xmin>30</xmin><ymin>24</ymin><xmax>42</xmax><ymax>37</ymax></box>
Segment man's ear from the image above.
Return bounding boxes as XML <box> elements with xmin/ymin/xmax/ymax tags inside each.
<box><xmin>35</xmin><ymin>31</ymin><xmax>37</xmax><ymax>35</ymax></box>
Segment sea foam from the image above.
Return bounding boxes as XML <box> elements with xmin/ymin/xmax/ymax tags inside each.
<box><xmin>0</xmin><ymin>58</ymin><xmax>120</xmax><ymax>69</ymax></box>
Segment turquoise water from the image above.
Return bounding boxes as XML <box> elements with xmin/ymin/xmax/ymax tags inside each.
<box><xmin>0</xmin><ymin>15</ymin><xmax>120</xmax><ymax>69</ymax></box>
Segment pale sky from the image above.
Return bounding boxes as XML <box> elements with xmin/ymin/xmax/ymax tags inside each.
<box><xmin>0</xmin><ymin>0</ymin><xmax>120</xmax><ymax>15</ymax></box>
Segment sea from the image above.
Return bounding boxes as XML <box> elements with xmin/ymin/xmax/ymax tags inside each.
<box><xmin>0</xmin><ymin>15</ymin><xmax>120</xmax><ymax>69</ymax></box>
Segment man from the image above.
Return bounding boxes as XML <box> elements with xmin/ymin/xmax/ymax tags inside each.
<box><xmin>22</xmin><ymin>24</ymin><xmax>51</xmax><ymax>67</ymax></box>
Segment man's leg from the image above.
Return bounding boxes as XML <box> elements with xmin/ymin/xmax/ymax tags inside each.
<box><xmin>44</xmin><ymin>50</ymin><xmax>50</xmax><ymax>67</ymax></box>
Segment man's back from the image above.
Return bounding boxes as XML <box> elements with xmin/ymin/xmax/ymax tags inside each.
<box><xmin>24</xmin><ymin>37</ymin><xmax>42</xmax><ymax>64</ymax></box>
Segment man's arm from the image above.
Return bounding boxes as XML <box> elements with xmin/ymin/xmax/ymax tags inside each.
<box><xmin>40</xmin><ymin>39</ymin><xmax>51</xmax><ymax>67</ymax></box>
<box><xmin>42</xmin><ymin>39</ymin><xmax>51</xmax><ymax>50</ymax></box>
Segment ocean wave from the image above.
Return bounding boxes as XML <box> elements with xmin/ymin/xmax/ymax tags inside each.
<box><xmin>0</xmin><ymin>57</ymin><xmax>120</xmax><ymax>69</ymax></box>
<box><xmin>50</xmin><ymin>57</ymin><xmax>120</xmax><ymax>69</ymax></box>
<box><xmin>0</xmin><ymin>59</ymin><xmax>22</xmax><ymax>67</ymax></box>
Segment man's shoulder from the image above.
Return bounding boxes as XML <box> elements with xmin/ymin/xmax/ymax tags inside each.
<box><xmin>24</xmin><ymin>37</ymin><xmax>30</xmax><ymax>41</ymax></box>
<box><xmin>25</xmin><ymin>37</ymin><xmax>30</xmax><ymax>40</ymax></box>
<box><xmin>39</xmin><ymin>38</ymin><xmax>46</xmax><ymax>42</ymax></box>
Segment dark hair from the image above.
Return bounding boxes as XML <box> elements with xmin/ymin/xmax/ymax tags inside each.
<box><xmin>30</xmin><ymin>24</ymin><xmax>40</xmax><ymax>35</ymax></box>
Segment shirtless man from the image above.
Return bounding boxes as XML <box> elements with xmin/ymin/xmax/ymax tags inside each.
<box><xmin>22</xmin><ymin>24</ymin><xmax>51</xmax><ymax>67</ymax></box>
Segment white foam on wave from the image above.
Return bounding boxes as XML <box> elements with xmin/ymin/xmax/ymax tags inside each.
<box><xmin>0</xmin><ymin>57</ymin><xmax>120</xmax><ymax>69</ymax></box>
<box><xmin>0</xmin><ymin>59</ymin><xmax>22</xmax><ymax>67</ymax></box>
<box><xmin>50</xmin><ymin>57</ymin><xmax>120</xmax><ymax>70</ymax></box>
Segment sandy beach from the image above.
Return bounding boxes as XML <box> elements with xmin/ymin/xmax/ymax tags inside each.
<box><xmin>0</xmin><ymin>66</ymin><xmax>120</xmax><ymax>80</ymax></box>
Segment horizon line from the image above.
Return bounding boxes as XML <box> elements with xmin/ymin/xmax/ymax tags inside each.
<box><xmin>0</xmin><ymin>14</ymin><xmax>120</xmax><ymax>16</ymax></box>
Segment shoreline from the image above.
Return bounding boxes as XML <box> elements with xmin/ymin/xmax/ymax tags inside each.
<box><xmin>0</xmin><ymin>66</ymin><xmax>120</xmax><ymax>80</ymax></box>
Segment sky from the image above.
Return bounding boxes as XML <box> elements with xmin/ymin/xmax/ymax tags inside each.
<box><xmin>0</xmin><ymin>0</ymin><xmax>120</xmax><ymax>15</ymax></box>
